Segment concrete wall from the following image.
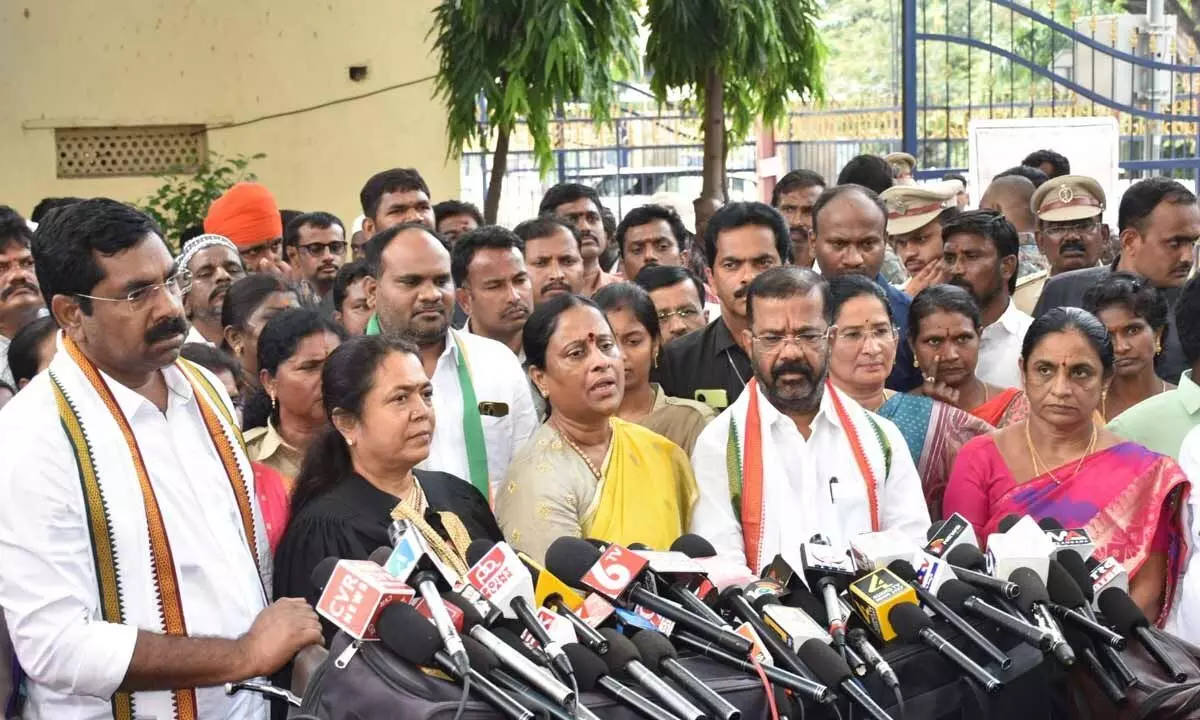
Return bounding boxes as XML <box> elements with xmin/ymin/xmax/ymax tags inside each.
<box><xmin>0</xmin><ymin>0</ymin><xmax>458</xmax><ymax>230</ymax></box>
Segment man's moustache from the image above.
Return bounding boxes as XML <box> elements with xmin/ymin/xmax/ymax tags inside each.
<box><xmin>144</xmin><ymin>316</ymin><xmax>188</xmax><ymax>344</ymax></box>
<box><xmin>771</xmin><ymin>360</ymin><xmax>816</xmax><ymax>383</ymax></box>
<box><xmin>1</xmin><ymin>282</ymin><xmax>35</xmax><ymax>301</ymax></box>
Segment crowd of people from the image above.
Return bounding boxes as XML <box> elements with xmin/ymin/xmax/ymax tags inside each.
<box><xmin>1</xmin><ymin>146</ymin><xmax>1199</xmax><ymax>719</ymax></box>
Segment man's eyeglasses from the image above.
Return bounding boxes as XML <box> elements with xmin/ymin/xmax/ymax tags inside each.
<box><xmin>75</xmin><ymin>270</ymin><xmax>193</xmax><ymax>310</ymax></box>
<box><xmin>751</xmin><ymin>328</ymin><xmax>830</xmax><ymax>351</ymax></box>
<box><xmin>656</xmin><ymin>307</ymin><xmax>702</xmax><ymax>322</ymax></box>
<box><xmin>1041</xmin><ymin>218</ymin><xmax>1100</xmax><ymax>240</ymax></box>
<box><xmin>300</xmin><ymin>241</ymin><xmax>348</xmax><ymax>257</ymax></box>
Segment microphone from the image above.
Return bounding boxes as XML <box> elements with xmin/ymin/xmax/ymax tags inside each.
<box><xmin>887</xmin><ymin>560</ymin><xmax>1012</xmax><ymax>669</ymax></box>
<box><xmin>1044</xmin><ymin>560</ymin><xmax>1127</xmax><ymax>650</ymax></box>
<box><xmin>441</xmin><ymin>591</ymin><xmax>578</xmax><ymax>709</ymax></box>
<box><xmin>923</xmin><ymin>514</ymin><xmax>979</xmax><ymax>560</ymax></box>
<box><xmin>986</xmin><ymin>517</ymin><xmax>1054</xmax><ymax>583</ymax></box>
<box><xmin>1036</xmin><ymin>517</ymin><xmax>1097</xmax><ymax>562</ymax></box>
<box><xmin>631</xmin><ymin>631</ymin><xmax>742</xmax><ymax>720</ymax></box>
<box><xmin>847</xmin><ymin>628</ymin><xmax>898</xmax><ymax>690</ymax></box>
<box><xmin>313</xmin><ymin>558</ymin><xmax>416</xmax><ymax>641</ymax></box>
<box><xmin>851</xmin><ymin>529</ymin><xmax>919</xmax><ymax>572</ymax></box>
<box><xmin>671</xmin><ymin>629</ymin><xmax>835</xmax><ymax>702</ymax></box>
<box><xmin>597</xmin><ymin>628</ymin><xmax>706</xmax><ymax>720</ymax></box>
<box><xmin>719</xmin><ymin>585</ymin><xmax>817</xmax><ymax>679</ymax></box>
<box><xmin>1088</xmin><ymin>556</ymin><xmax>1131</xmax><ymax>611</ymax></box>
<box><xmin>377</xmin><ymin>603</ymin><xmax>536</xmax><ymax>720</ymax></box>
<box><xmin>386</xmin><ymin>522</ymin><xmax>471</xmax><ymax>676</ymax></box>
<box><xmin>944</xmin><ymin>545</ymin><xmax>1022</xmax><ymax>599</ymax></box>
<box><xmin>1008</xmin><ymin>568</ymin><xmax>1076</xmax><ymax>667</ymax></box>
<box><xmin>545</xmin><ymin>537</ymin><xmax>752</xmax><ymax>657</ymax></box>
<box><xmin>517</xmin><ymin>552</ymin><xmax>610</xmax><ymax>652</ymax></box>
<box><xmin>632</xmin><ymin>546</ymin><xmax>730</xmax><ymax>629</ymax></box>
<box><xmin>464</xmin><ymin>540</ymin><xmax>577</xmax><ymax>685</ymax></box>
<box><xmin>936</xmin><ymin>579</ymin><xmax>1052</xmax><ymax>650</ymax></box>
<box><xmin>562</xmin><ymin>643</ymin><xmax>678</xmax><ymax>720</ymax></box>
<box><xmin>795</xmin><ymin>638</ymin><xmax>896</xmax><ymax>720</ymax></box>
<box><xmin>799</xmin><ymin>543</ymin><xmax>857</xmax><ymax>651</ymax></box>
<box><xmin>1061</xmin><ymin>625</ymin><xmax>1128</xmax><ymax>706</ymax></box>
<box><xmin>846</xmin><ymin>568</ymin><xmax>918</xmax><ymax>642</ymax></box>
<box><xmin>1057</xmin><ymin>552</ymin><xmax>1137</xmax><ymax>687</ymax></box>
<box><xmin>889</xmin><ymin>603</ymin><xmax>1004</xmax><ymax>692</ymax></box>
<box><xmin>778</xmin><ymin>587</ymin><xmax>870</xmax><ymax>677</ymax></box>
<box><xmin>1098</xmin><ymin>588</ymin><xmax>1189</xmax><ymax>682</ymax></box>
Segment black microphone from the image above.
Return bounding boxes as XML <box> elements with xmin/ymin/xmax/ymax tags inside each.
<box><xmin>671</xmin><ymin>629</ymin><xmax>835</xmax><ymax>703</ymax></box>
<box><xmin>631</xmin><ymin>631</ymin><xmax>741</xmax><ymax>720</ymax></box>
<box><xmin>847</xmin><ymin>628</ymin><xmax>898</xmax><ymax>690</ymax></box>
<box><xmin>1061</xmin><ymin>626</ymin><xmax>1128</xmax><ymax>706</ymax></box>
<box><xmin>795</xmin><ymin>638</ymin><xmax>896</xmax><ymax>720</ymax></box>
<box><xmin>310</xmin><ymin>556</ymin><xmax>340</xmax><ymax>592</ymax></box>
<box><xmin>377</xmin><ymin>603</ymin><xmax>536</xmax><ymax>720</ymax></box>
<box><xmin>1057</xmin><ymin>552</ymin><xmax>1137</xmax><ymax>687</ymax></box>
<box><xmin>944</xmin><ymin>545</ymin><xmax>1022</xmax><ymax>599</ymax></box>
<box><xmin>937</xmin><ymin>579</ymin><xmax>1052</xmax><ymax>650</ymax></box>
<box><xmin>719</xmin><ymin>585</ymin><xmax>816</xmax><ymax>679</ymax></box>
<box><xmin>887</xmin><ymin>560</ymin><xmax>1012</xmax><ymax>669</ymax></box>
<box><xmin>1009</xmin><ymin>568</ymin><xmax>1076</xmax><ymax>667</ymax></box>
<box><xmin>462</xmin><ymin>636</ymin><xmax>581</xmax><ymax>720</ymax></box>
<box><xmin>889</xmin><ymin>602</ymin><xmax>1003</xmax><ymax>692</ymax></box>
<box><xmin>668</xmin><ymin>534</ymin><xmax>740</xmax><ymax>625</ymax></box>
<box><xmin>1045</xmin><ymin>560</ymin><xmax>1127</xmax><ymax>650</ymax></box>
<box><xmin>545</xmin><ymin>537</ymin><xmax>752</xmax><ymax>656</ymax></box>
<box><xmin>1099</xmin><ymin>587</ymin><xmax>1189</xmax><ymax>683</ymax></box>
<box><xmin>926</xmin><ymin>520</ymin><xmax>946</xmax><ymax>540</ymax></box>
<box><xmin>562</xmin><ymin>642</ymin><xmax>678</xmax><ymax>720</ymax></box>
<box><xmin>596</xmin><ymin>629</ymin><xmax>706</xmax><ymax>720</ymax></box>
<box><xmin>997</xmin><ymin>514</ymin><xmax>1022</xmax><ymax>533</ymax></box>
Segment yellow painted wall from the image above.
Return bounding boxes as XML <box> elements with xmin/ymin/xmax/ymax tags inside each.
<box><xmin>0</xmin><ymin>0</ymin><xmax>458</xmax><ymax>233</ymax></box>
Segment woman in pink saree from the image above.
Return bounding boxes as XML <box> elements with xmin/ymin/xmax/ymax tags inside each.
<box><xmin>944</xmin><ymin>308</ymin><xmax>1189</xmax><ymax>625</ymax></box>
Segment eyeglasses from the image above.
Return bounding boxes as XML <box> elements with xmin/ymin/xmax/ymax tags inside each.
<box><xmin>832</xmin><ymin>325</ymin><xmax>898</xmax><ymax>347</ymax></box>
<box><xmin>1041</xmin><ymin>218</ymin><xmax>1100</xmax><ymax>239</ymax></box>
<box><xmin>75</xmin><ymin>270</ymin><xmax>193</xmax><ymax>310</ymax></box>
<box><xmin>751</xmin><ymin>328</ymin><xmax>831</xmax><ymax>351</ymax></box>
<box><xmin>300</xmin><ymin>241</ymin><xmax>348</xmax><ymax>257</ymax></box>
<box><xmin>656</xmin><ymin>307</ymin><xmax>702</xmax><ymax>322</ymax></box>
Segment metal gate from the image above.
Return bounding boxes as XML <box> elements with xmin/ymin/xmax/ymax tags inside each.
<box><xmin>900</xmin><ymin>0</ymin><xmax>1200</xmax><ymax>187</ymax></box>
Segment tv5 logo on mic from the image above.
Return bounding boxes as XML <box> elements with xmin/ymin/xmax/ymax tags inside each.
<box><xmin>581</xmin><ymin>543</ymin><xmax>649</xmax><ymax>601</ymax></box>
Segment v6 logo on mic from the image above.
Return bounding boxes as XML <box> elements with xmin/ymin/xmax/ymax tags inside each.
<box><xmin>581</xmin><ymin>543</ymin><xmax>648</xmax><ymax>600</ymax></box>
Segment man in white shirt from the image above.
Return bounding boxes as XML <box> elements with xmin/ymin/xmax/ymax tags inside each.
<box><xmin>363</xmin><ymin>222</ymin><xmax>538</xmax><ymax>499</ymax></box>
<box><xmin>0</xmin><ymin>206</ymin><xmax>45</xmax><ymax>387</ymax></box>
<box><xmin>690</xmin><ymin>266</ymin><xmax>929</xmax><ymax>573</ymax></box>
<box><xmin>1169</xmin><ymin>423</ymin><xmax>1200</xmax><ymax>643</ymax></box>
<box><xmin>177</xmin><ymin>233</ymin><xmax>246</xmax><ymax>346</ymax></box>
<box><xmin>451</xmin><ymin>226</ymin><xmax>534</xmax><ymax>361</ymax></box>
<box><xmin>942</xmin><ymin>210</ymin><xmax>1033</xmax><ymax>389</ymax></box>
<box><xmin>0</xmin><ymin>199</ymin><xmax>321</xmax><ymax>720</ymax></box>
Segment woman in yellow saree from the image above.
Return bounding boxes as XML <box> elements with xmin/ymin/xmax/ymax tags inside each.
<box><xmin>495</xmin><ymin>294</ymin><xmax>697</xmax><ymax>563</ymax></box>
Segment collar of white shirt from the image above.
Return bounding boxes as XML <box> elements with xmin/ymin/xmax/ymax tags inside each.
<box><xmin>460</xmin><ymin>320</ymin><xmax>525</xmax><ymax>363</ymax></box>
<box><xmin>105</xmin><ymin>362</ymin><xmax>195</xmax><ymax>419</ymax></box>
<box><xmin>986</xmin><ymin>298</ymin><xmax>1030</xmax><ymax>338</ymax></box>
<box><xmin>751</xmin><ymin>380</ymin><xmax>844</xmax><ymax>436</ymax></box>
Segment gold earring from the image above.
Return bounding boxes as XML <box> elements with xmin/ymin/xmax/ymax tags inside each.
<box><xmin>913</xmin><ymin>357</ymin><xmax>919</xmax><ymax>368</ymax></box>
<box><xmin>1156</xmin><ymin>341</ymin><xmax>1163</xmax><ymax>355</ymax></box>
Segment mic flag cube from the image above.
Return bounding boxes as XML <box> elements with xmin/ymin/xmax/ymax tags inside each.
<box><xmin>316</xmin><ymin>560</ymin><xmax>416</xmax><ymax>641</ymax></box>
<box><xmin>848</xmin><ymin>568</ymin><xmax>918</xmax><ymax>642</ymax></box>
<box><xmin>923</xmin><ymin>514</ymin><xmax>978</xmax><ymax>559</ymax></box>
<box><xmin>1045</xmin><ymin>528</ymin><xmax>1096</xmax><ymax>562</ymax></box>
<box><xmin>852</xmin><ymin>529</ymin><xmax>919</xmax><ymax>572</ymax></box>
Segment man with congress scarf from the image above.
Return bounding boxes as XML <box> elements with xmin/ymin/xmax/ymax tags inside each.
<box><xmin>0</xmin><ymin>199</ymin><xmax>320</xmax><ymax>720</ymax></box>
<box><xmin>689</xmin><ymin>266</ymin><xmax>929</xmax><ymax>573</ymax></box>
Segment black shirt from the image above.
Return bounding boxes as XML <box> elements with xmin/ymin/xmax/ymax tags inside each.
<box><xmin>652</xmin><ymin>317</ymin><xmax>752</xmax><ymax>410</ymax></box>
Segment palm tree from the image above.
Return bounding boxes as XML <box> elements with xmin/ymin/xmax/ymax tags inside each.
<box><xmin>643</xmin><ymin>0</ymin><xmax>826</xmax><ymax>205</ymax></box>
<box><xmin>430</xmin><ymin>0</ymin><xmax>640</xmax><ymax>222</ymax></box>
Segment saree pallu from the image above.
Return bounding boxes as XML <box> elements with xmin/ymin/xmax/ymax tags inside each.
<box><xmin>971</xmin><ymin>387</ymin><xmax>1029</xmax><ymax>427</ymax></box>
<box><xmin>989</xmin><ymin>443</ymin><xmax>1190</xmax><ymax>624</ymax></box>
<box><xmin>879</xmin><ymin>394</ymin><xmax>994</xmax><ymax>518</ymax></box>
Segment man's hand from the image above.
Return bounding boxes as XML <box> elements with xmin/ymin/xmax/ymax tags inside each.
<box><xmin>903</xmin><ymin>259</ymin><xmax>945</xmax><ymax>298</ymax></box>
<box><xmin>238</xmin><ymin>598</ymin><xmax>323</xmax><ymax>678</ymax></box>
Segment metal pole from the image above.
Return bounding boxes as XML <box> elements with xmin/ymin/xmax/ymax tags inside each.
<box><xmin>902</xmin><ymin>0</ymin><xmax>918</xmax><ymax>158</ymax></box>
<box><xmin>1147</xmin><ymin>0</ymin><xmax>1168</xmax><ymax>163</ymax></box>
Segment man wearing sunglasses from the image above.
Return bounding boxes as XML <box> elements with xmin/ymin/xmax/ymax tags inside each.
<box><xmin>283</xmin><ymin>211</ymin><xmax>346</xmax><ymax>315</ymax></box>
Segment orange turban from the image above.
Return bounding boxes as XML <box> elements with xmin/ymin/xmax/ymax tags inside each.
<box><xmin>203</xmin><ymin>182</ymin><xmax>282</xmax><ymax>249</ymax></box>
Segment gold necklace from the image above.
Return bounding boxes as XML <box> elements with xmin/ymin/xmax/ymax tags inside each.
<box><xmin>555</xmin><ymin>423</ymin><xmax>607</xmax><ymax>481</ymax></box>
<box><xmin>1025</xmin><ymin>419</ymin><xmax>1097</xmax><ymax>484</ymax></box>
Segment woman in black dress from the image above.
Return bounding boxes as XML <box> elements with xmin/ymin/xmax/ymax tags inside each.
<box><xmin>272</xmin><ymin>333</ymin><xmax>503</xmax><ymax>614</ymax></box>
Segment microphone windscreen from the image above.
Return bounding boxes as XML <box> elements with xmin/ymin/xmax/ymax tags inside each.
<box><xmin>671</xmin><ymin>534</ymin><xmax>717</xmax><ymax>558</ymax></box>
<box><xmin>1097</xmin><ymin>587</ymin><xmax>1149</xmax><ymax>635</ymax></box>
<box><xmin>563</xmin><ymin>643</ymin><xmax>607</xmax><ymax>691</ymax></box>
<box><xmin>628</xmin><ymin>542</ymin><xmax>652</xmax><ymax>551</ymax></box>
<box><xmin>1055</xmin><ymin>552</ymin><xmax>1095</xmax><ymax>602</ymax></box>
<box><xmin>848</xmin><ymin>627</ymin><xmax>868</xmax><ymax>645</ymax></box>
<box><xmin>1085</xmin><ymin>556</ymin><xmax>1101</xmax><ymax>571</ymax></box>
<box><xmin>311</xmin><ymin>556</ymin><xmax>340</xmax><ymax>592</ymax></box>
<box><xmin>935</xmin><ymin>579</ymin><xmax>976</xmax><ymax>612</ymax></box>
<box><xmin>1008</xmin><ymin>568</ymin><xmax>1050</xmax><ymax>612</ymax></box>
<box><xmin>461</xmin><ymin>635</ymin><xmax>498</xmax><ymax>674</ymax></box>
<box><xmin>441</xmin><ymin>591</ymin><xmax>485</xmax><ymax>629</ymax></box>
<box><xmin>597</xmin><ymin>628</ymin><xmax>641</xmax><ymax>672</ymax></box>
<box><xmin>377</xmin><ymin>603</ymin><xmax>442</xmax><ymax>665</ymax></box>
<box><xmin>368</xmin><ymin>547</ymin><xmax>393</xmax><ymax>566</ymax></box>
<box><xmin>1045</xmin><ymin>560</ymin><xmax>1087</xmax><ymax>608</ymax></box>
<box><xmin>945</xmin><ymin>544</ymin><xmax>986</xmax><ymax>570</ymax></box>
<box><xmin>545</xmin><ymin>537</ymin><xmax>604</xmax><ymax>588</ymax></box>
<box><xmin>630</xmin><ymin>630</ymin><xmax>677</xmax><ymax>669</ymax></box>
<box><xmin>750</xmin><ymin>592</ymin><xmax>779</xmax><ymax>615</ymax></box>
<box><xmin>888</xmin><ymin>602</ymin><xmax>933</xmax><ymax>642</ymax></box>
<box><xmin>782</xmin><ymin>587</ymin><xmax>829</xmax><ymax>624</ymax></box>
<box><xmin>998</xmin><ymin>514</ymin><xmax>1022</xmax><ymax>533</ymax></box>
<box><xmin>926</xmin><ymin>521</ymin><xmax>946</xmax><ymax>541</ymax></box>
<box><xmin>1037</xmin><ymin>517</ymin><xmax>1065</xmax><ymax>531</ymax></box>
<box><xmin>717</xmin><ymin>585</ymin><xmax>744</xmax><ymax>611</ymax></box>
<box><xmin>466</xmin><ymin>539</ymin><xmax>496</xmax><ymax>567</ymax></box>
<box><xmin>886</xmin><ymin>559</ymin><xmax>919</xmax><ymax>584</ymax></box>
<box><xmin>491</xmin><ymin>626</ymin><xmax>544</xmax><ymax>664</ymax></box>
<box><xmin>795</xmin><ymin>638</ymin><xmax>852</xmax><ymax>685</ymax></box>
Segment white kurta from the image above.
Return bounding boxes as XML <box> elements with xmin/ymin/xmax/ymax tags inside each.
<box><xmin>0</xmin><ymin>356</ymin><xmax>268</xmax><ymax>720</ymax></box>
<box><xmin>977</xmin><ymin>299</ymin><xmax>1034</xmax><ymax>390</ymax></box>
<box><xmin>1168</xmin><ymin>424</ymin><xmax>1200</xmax><ymax>643</ymax></box>
<box><xmin>689</xmin><ymin>382</ymin><xmax>930</xmax><ymax>573</ymax></box>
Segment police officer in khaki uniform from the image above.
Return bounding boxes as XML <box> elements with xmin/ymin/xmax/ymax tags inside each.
<box><xmin>882</xmin><ymin>180</ymin><xmax>962</xmax><ymax>297</ymax></box>
<box><xmin>1012</xmin><ymin>174</ymin><xmax>1108</xmax><ymax>314</ymax></box>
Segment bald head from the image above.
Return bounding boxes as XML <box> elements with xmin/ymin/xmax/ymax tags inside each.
<box><xmin>980</xmin><ymin>176</ymin><xmax>1036</xmax><ymax>234</ymax></box>
<box><xmin>812</xmin><ymin>184</ymin><xmax>888</xmax><ymax>279</ymax></box>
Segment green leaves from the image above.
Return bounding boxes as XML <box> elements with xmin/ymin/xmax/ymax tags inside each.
<box><xmin>137</xmin><ymin>152</ymin><xmax>264</xmax><ymax>254</ymax></box>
